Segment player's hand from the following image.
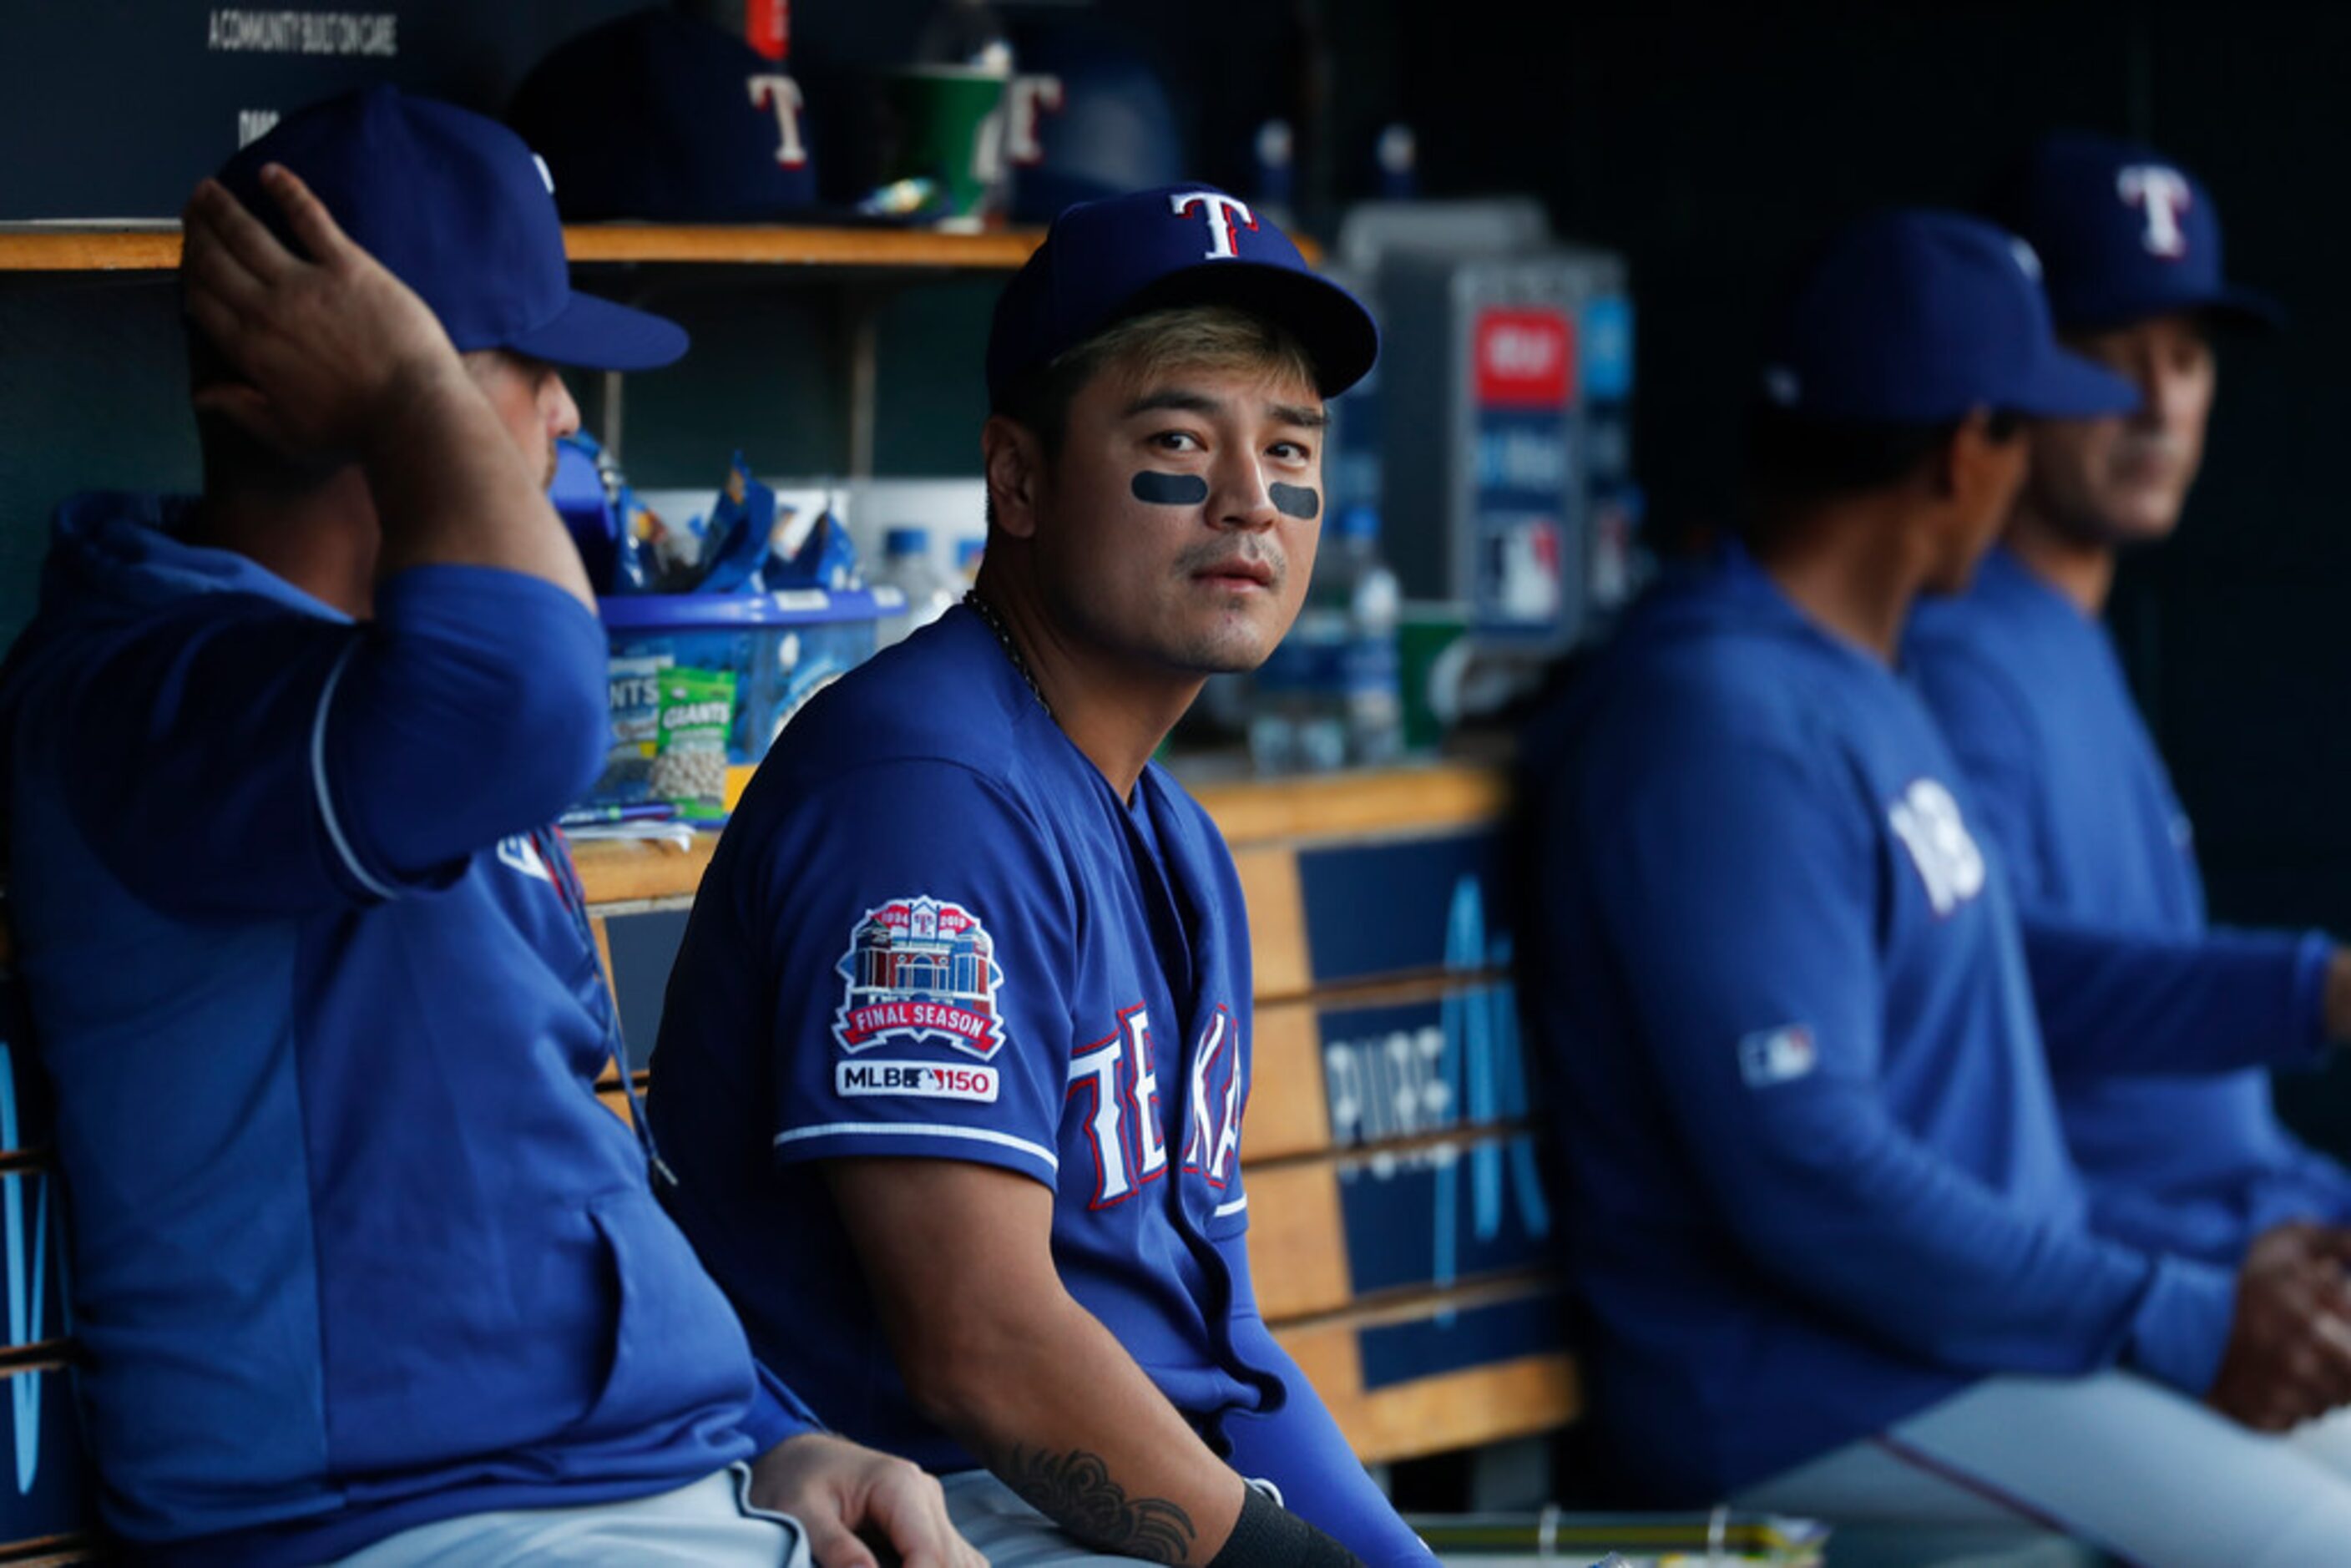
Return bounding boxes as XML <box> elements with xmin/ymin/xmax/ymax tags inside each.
<box><xmin>2323</xmin><ymin>948</ymin><xmax>2351</xmax><ymax>1042</ymax></box>
<box><xmin>2207</xmin><ymin>1221</ymin><xmax>2351</xmax><ymax>1431</ymax></box>
<box><xmin>179</xmin><ymin>164</ymin><xmax>466</xmax><ymax>463</ymax></box>
<box><xmin>750</xmin><ymin>1431</ymin><xmax>986</xmax><ymax>1568</ymax></box>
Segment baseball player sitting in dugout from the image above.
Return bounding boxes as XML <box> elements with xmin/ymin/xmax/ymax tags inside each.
<box><xmin>647</xmin><ymin>188</ymin><xmax>1433</xmax><ymax>1567</ymax></box>
<box><xmin>0</xmin><ymin>88</ymin><xmax>976</xmax><ymax>1568</ymax></box>
<box><xmin>1907</xmin><ymin>133</ymin><xmax>2351</xmax><ymax>1269</ymax></box>
<box><xmin>1522</xmin><ymin>210</ymin><xmax>2351</xmax><ymax>1565</ymax></box>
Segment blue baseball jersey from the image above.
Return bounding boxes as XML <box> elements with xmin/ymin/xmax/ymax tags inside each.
<box><xmin>1519</xmin><ymin>544</ymin><xmax>2323</xmax><ymax>1502</ymax></box>
<box><xmin>0</xmin><ymin>495</ymin><xmax>807</xmax><ymax>1566</ymax></box>
<box><xmin>651</xmin><ymin>604</ymin><xmax>1434</xmax><ymax>1566</ymax></box>
<box><xmin>1907</xmin><ymin>546</ymin><xmax>2348</xmax><ymax>1262</ymax></box>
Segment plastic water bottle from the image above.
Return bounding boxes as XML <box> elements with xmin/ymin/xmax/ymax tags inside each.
<box><xmin>1332</xmin><ymin>504</ymin><xmax>1403</xmax><ymax>766</ymax></box>
<box><xmin>1248</xmin><ymin>615</ymin><xmax>1346</xmax><ymax>774</ymax></box>
<box><xmin>1249</xmin><ymin>505</ymin><xmax>1403</xmax><ymax>772</ymax></box>
<box><xmin>872</xmin><ymin>527</ymin><xmax>959</xmax><ymax>649</ymax></box>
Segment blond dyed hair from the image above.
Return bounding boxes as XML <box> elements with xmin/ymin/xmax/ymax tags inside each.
<box><xmin>994</xmin><ymin>302</ymin><xmax>1321</xmax><ymax>459</ymax></box>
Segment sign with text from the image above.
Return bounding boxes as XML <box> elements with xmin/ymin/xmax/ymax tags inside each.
<box><xmin>0</xmin><ymin>1</ymin><xmax>645</xmax><ymax>220</ymax></box>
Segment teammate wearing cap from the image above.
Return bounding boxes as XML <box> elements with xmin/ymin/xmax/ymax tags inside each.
<box><xmin>1521</xmin><ymin>209</ymin><xmax>2351</xmax><ymax>1563</ymax></box>
<box><xmin>648</xmin><ymin>186</ymin><xmax>1432</xmax><ymax>1567</ymax></box>
<box><xmin>1904</xmin><ymin>135</ymin><xmax>2351</xmax><ymax>1277</ymax></box>
<box><xmin>0</xmin><ymin>88</ymin><xmax>975</xmax><ymax>1568</ymax></box>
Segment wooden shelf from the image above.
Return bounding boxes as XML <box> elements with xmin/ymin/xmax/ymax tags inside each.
<box><xmin>0</xmin><ymin>222</ymin><xmax>1044</xmax><ymax>275</ymax></box>
<box><xmin>0</xmin><ymin>225</ymin><xmax>183</xmax><ymax>272</ymax></box>
<box><xmin>563</xmin><ymin>224</ymin><xmax>1041</xmax><ymax>269</ymax></box>
<box><xmin>0</xmin><ymin>220</ymin><xmax>1328</xmax><ymax>275</ymax></box>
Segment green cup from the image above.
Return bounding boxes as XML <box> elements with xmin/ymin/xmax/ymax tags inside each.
<box><xmin>877</xmin><ymin>66</ymin><xmax>1010</xmax><ymax>231</ymax></box>
<box><xmin>1398</xmin><ymin>602</ymin><xmax>1471</xmax><ymax>754</ymax></box>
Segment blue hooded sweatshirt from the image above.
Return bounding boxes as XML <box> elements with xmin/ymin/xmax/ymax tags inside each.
<box><xmin>1907</xmin><ymin>545</ymin><xmax>2349</xmax><ymax>1263</ymax></box>
<box><xmin>1519</xmin><ymin>544</ymin><xmax>2322</xmax><ymax>1502</ymax></box>
<box><xmin>0</xmin><ymin>495</ymin><xmax>811</xmax><ymax>1565</ymax></box>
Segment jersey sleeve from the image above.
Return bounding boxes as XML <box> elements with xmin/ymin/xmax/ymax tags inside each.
<box><xmin>1578</xmin><ymin>716</ymin><xmax>2235</xmax><ymax>1393</ymax></box>
<box><xmin>2022</xmin><ymin>916</ymin><xmax>2329</xmax><ymax>1077</ymax></box>
<box><xmin>1213</xmin><ymin>1239</ymin><xmax>1437</xmax><ymax>1566</ymax></box>
<box><xmin>746</xmin><ymin>758</ymin><xmax>1077</xmax><ymax>1190</ymax></box>
<box><xmin>739</xmin><ymin>1357</ymin><xmax>827</xmax><ymax>1453</ymax></box>
<box><xmin>50</xmin><ymin>564</ymin><xmax>606</xmax><ymax>917</ymax></box>
<box><xmin>1909</xmin><ymin>642</ymin><xmax>2050</xmax><ymax>904</ymax></box>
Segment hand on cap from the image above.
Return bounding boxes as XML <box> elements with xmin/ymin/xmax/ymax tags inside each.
<box><xmin>180</xmin><ymin>164</ymin><xmax>464</xmax><ymax>461</ymax></box>
<box><xmin>2322</xmin><ymin>948</ymin><xmax>2351</xmax><ymax>1043</ymax></box>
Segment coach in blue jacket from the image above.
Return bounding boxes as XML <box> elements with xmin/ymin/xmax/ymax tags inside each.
<box><xmin>1523</xmin><ymin>210</ymin><xmax>2351</xmax><ymax>1564</ymax></box>
<box><xmin>1905</xmin><ymin>134</ymin><xmax>2351</xmax><ymax>1271</ymax></box>
<box><xmin>0</xmin><ymin>90</ymin><xmax>972</xmax><ymax>1568</ymax></box>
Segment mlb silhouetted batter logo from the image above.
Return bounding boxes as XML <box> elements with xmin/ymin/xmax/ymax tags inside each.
<box><xmin>834</xmin><ymin>896</ymin><xmax>1007</xmax><ymax>1059</ymax></box>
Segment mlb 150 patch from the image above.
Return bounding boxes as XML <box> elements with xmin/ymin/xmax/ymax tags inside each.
<box><xmin>836</xmin><ymin>1060</ymin><xmax>1001</xmax><ymax>1102</ymax></box>
<box><xmin>832</xmin><ymin>895</ymin><xmax>1008</xmax><ymax>1059</ymax></box>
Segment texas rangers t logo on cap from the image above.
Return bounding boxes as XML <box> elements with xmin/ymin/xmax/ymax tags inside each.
<box><xmin>2116</xmin><ymin>164</ymin><xmax>2192</xmax><ymax>259</ymax></box>
<box><xmin>1170</xmin><ymin>190</ymin><xmax>1259</xmax><ymax>260</ymax></box>
<box><xmin>747</xmin><ymin>75</ymin><xmax>810</xmax><ymax>169</ymax></box>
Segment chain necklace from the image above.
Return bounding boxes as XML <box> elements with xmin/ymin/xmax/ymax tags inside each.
<box><xmin>962</xmin><ymin>588</ymin><xmax>1051</xmax><ymax>720</ymax></box>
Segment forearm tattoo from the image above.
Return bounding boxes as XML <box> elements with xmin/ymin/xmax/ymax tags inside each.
<box><xmin>1002</xmin><ymin>1444</ymin><xmax>1199</xmax><ymax>1564</ymax></box>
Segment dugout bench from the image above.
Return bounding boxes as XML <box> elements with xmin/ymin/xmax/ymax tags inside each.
<box><xmin>0</xmin><ymin>761</ymin><xmax>1580</xmax><ymax>1562</ymax></box>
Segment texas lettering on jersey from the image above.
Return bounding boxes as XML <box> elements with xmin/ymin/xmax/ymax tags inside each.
<box><xmin>1068</xmin><ymin>1002</ymin><xmax>1245</xmax><ymax>1210</ymax></box>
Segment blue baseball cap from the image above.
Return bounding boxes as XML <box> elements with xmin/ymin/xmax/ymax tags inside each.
<box><xmin>1004</xmin><ymin>18</ymin><xmax>1186</xmax><ymax>225</ymax></box>
<box><xmin>1995</xmin><ymin>131</ymin><xmax>2283</xmax><ymax>333</ymax></box>
<box><xmin>507</xmin><ymin>8</ymin><xmax>822</xmax><ymax>223</ymax></box>
<box><xmin>217</xmin><ymin>85</ymin><xmax>688</xmax><ymax>372</ymax></box>
<box><xmin>1761</xmin><ymin>208</ymin><xmax>2139</xmax><ymax>424</ymax></box>
<box><xmin>985</xmin><ymin>184</ymin><xmax>1378</xmax><ymax>402</ymax></box>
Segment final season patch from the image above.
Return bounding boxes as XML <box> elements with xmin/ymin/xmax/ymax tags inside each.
<box><xmin>834</xmin><ymin>895</ymin><xmax>1007</xmax><ymax>1060</ymax></box>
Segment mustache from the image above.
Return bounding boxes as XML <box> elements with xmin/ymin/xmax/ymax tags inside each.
<box><xmin>1176</xmin><ymin>539</ymin><xmax>1286</xmax><ymax>590</ymax></box>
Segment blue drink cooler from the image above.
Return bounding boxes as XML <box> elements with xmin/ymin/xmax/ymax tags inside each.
<box><xmin>582</xmin><ymin>586</ymin><xmax>901</xmax><ymax>821</ymax></box>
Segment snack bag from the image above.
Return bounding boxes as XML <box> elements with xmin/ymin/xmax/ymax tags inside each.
<box><xmin>585</xmin><ymin>652</ymin><xmax>669</xmax><ymax>806</ymax></box>
<box><xmin>650</xmin><ymin>667</ymin><xmax>736</xmax><ymax>821</ymax></box>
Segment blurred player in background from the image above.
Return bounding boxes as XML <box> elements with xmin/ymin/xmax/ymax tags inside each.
<box><xmin>1907</xmin><ymin>133</ymin><xmax>2351</xmax><ymax>1272</ymax></box>
<box><xmin>1523</xmin><ymin>209</ymin><xmax>2351</xmax><ymax>1565</ymax></box>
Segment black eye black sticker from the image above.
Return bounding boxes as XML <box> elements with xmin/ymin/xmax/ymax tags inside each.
<box><xmin>1269</xmin><ymin>483</ymin><xmax>1320</xmax><ymax>520</ymax></box>
<box><xmin>1131</xmin><ymin>472</ymin><xmax>1211</xmax><ymax>506</ymax></box>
